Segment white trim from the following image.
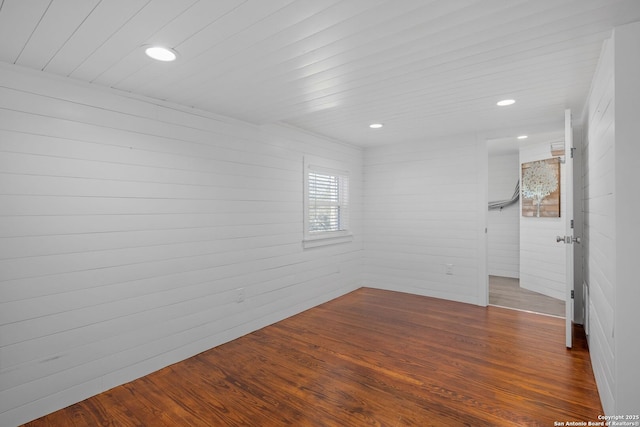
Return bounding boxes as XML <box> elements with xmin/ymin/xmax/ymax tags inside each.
<box><xmin>308</xmin><ymin>164</ymin><xmax>350</xmax><ymax>175</ymax></box>
<box><xmin>478</xmin><ymin>132</ymin><xmax>489</xmax><ymax>307</ymax></box>
<box><xmin>302</xmin><ymin>233</ymin><xmax>354</xmax><ymax>249</ymax></box>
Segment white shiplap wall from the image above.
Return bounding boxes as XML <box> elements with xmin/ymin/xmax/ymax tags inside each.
<box><xmin>363</xmin><ymin>135</ymin><xmax>486</xmax><ymax>305</ymax></box>
<box><xmin>612</xmin><ymin>21</ymin><xmax>640</xmax><ymax>415</ymax></box>
<box><xmin>488</xmin><ymin>153</ymin><xmax>519</xmax><ymax>278</ymax></box>
<box><xmin>0</xmin><ymin>63</ymin><xmax>363</xmax><ymax>426</ymax></box>
<box><xmin>583</xmin><ymin>22</ymin><xmax>640</xmax><ymax>415</ymax></box>
<box><xmin>519</xmin><ymin>141</ymin><xmax>566</xmax><ymax>300</ymax></box>
<box><xmin>581</xmin><ymin>36</ymin><xmax>615</xmax><ymax>414</ymax></box>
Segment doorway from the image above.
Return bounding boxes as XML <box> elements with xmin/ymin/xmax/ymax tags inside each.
<box><xmin>487</xmin><ymin>131</ymin><xmax>567</xmax><ymax>318</ymax></box>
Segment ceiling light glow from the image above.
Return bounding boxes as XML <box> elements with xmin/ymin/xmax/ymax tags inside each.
<box><xmin>517</xmin><ymin>135</ymin><xmax>528</xmax><ymax>139</ymax></box>
<box><xmin>369</xmin><ymin>123</ymin><xmax>383</xmax><ymax>129</ymax></box>
<box><xmin>497</xmin><ymin>99</ymin><xmax>516</xmax><ymax>106</ymax></box>
<box><xmin>145</xmin><ymin>46</ymin><xmax>177</xmax><ymax>62</ymax></box>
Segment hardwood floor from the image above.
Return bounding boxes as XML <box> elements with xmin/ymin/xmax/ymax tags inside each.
<box><xmin>23</xmin><ymin>288</ymin><xmax>602</xmax><ymax>426</ymax></box>
<box><xmin>489</xmin><ymin>275</ymin><xmax>566</xmax><ymax>317</ymax></box>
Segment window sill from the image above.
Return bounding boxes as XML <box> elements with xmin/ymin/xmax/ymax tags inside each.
<box><xmin>303</xmin><ymin>233</ymin><xmax>353</xmax><ymax>249</ymax></box>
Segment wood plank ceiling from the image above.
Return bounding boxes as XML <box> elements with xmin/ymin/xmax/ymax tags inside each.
<box><xmin>0</xmin><ymin>0</ymin><xmax>638</xmax><ymax>147</ymax></box>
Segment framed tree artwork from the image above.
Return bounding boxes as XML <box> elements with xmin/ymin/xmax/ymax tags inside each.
<box><xmin>521</xmin><ymin>158</ymin><xmax>560</xmax><ymax>217</ymax></box>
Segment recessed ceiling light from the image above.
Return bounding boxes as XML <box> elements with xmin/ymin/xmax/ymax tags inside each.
<box><xmin>144</xmin><ymin>46</ymin><xmax>177</xmax><ymax>62</ymax></box>
<box><xmin>497</xmin><ymin>99</ymin><xmax>516</xmax><ymax>106</ymax></box>
<box><xmin>369</xmin><ymin>123</ymin><xmax>383</xmax><ymax>129</ymax></box>
<box><xmin>517</xmin><ymin>135</ymin><xmax>528</xmax><ymax>139</ymax></box>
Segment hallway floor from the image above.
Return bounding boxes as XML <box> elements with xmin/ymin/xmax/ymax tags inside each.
<box><xmin>489</xmin><ymin>275</ymin><xmax>565</xmax><ymax>317</ymax></box>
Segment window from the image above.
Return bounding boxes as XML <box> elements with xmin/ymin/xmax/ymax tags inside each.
<box><xmin>308</xmin><ymin>171</ymin><xmax>348</xmax><ymax>233</ymax></box>
<box><xmin>303</xmin><ymin>158</ymin><xmax>352</xmax><ymax>248</ymax></box>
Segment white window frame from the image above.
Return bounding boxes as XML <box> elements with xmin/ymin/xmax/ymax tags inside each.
<box><xmin>303</xmin><ymin>156</ymin><xmax>352</xmax><ymax>249</ymax></box>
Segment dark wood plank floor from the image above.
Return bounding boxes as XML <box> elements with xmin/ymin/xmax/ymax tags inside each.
<box><xmin>23</xmin><ymin>288</ymin><xmax>602</xmax><ymax>426</ymax></box>
<box><xmin>489</xmin><ymin>275</ymin><xmax>566</xmax><ymax>317</ymax></box>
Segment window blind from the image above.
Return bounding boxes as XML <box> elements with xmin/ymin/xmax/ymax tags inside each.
<box><xmin>308</xmin><ymin>171</ymin><xmax>349</xmax><ymax>233</ymax></box>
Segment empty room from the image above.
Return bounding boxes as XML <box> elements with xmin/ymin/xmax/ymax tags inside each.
<box><xmin>1</xmin><ymin>1</ymin><xmax>639</xmax><ymax>426</ymax></box>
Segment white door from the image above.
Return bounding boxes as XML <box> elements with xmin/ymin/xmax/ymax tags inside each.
<box><xmin>562</xmin><ymin>109</ymin><xmax>575</xmax><ymax>348</ymax></box>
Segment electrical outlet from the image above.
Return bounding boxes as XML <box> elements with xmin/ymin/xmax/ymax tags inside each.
<box><xmin>445</xmin><ymin>264</ymin><xmax>454</xmax><ymax>275</ymax></box>
<box><xmin>236</xmin><ymin>288</ymin><xmax>245</xmax><ymax>303</ymax></box>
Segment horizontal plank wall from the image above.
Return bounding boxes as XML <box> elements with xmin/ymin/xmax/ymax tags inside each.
<box><xmin>518</xmin><ymin>140</ymin><xmax>566</xmax><ymax>300</ymax></box>
<box><xmin>582</xmin><ymin>36</ymin><xmax>615</xmax><ymax>414</ymax></box>
<box><xmin>0</xmin><ymin>63</ymin><xmax>363</xmax><ymax>426</ymax></box>
<box><xmin>613</xmin><ymin>20</ymin><xmax>640</xmax><ymax>415</ymax></box>
<box><xmin>487</xmin><ymin>152</ymin><xmax>519</xmax><ymax>278</ymax></box>
<box><xmin>363</xmin><ymin>135</ymin><xmax>486</xmax><ymax>305</ymax></box>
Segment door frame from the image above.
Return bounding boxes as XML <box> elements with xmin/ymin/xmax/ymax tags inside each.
<box><xmin>564</xmin><ymin>109</ymin><xmax>575</xmax><ymax>348</ymax></box>
<box><xmin>478</xmin><ymin>133</ymin><xmax>489</xmax><ymax>307</ymax></box>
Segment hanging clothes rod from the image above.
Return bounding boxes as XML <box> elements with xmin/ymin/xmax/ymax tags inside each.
<box><xmin>488</xmin><ymin>181</ymin><xmax>520</xmax><ymax>211</ymax></box>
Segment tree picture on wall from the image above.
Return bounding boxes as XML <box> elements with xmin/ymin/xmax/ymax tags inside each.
<box><xmin>521</xmin><ymin>158</ymin><xmax>560</xmax><ymax>217</ymax></box>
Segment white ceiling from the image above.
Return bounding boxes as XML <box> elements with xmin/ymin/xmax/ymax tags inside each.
<box><xmin>487</xmin><ymin>130</ymin><xmax>565</xmax><ymax>156</ymax></box>
<box><xmin>1</xmin><ymin>0</ymin><xmax>639</xmax><ymax>147</ymax></box>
